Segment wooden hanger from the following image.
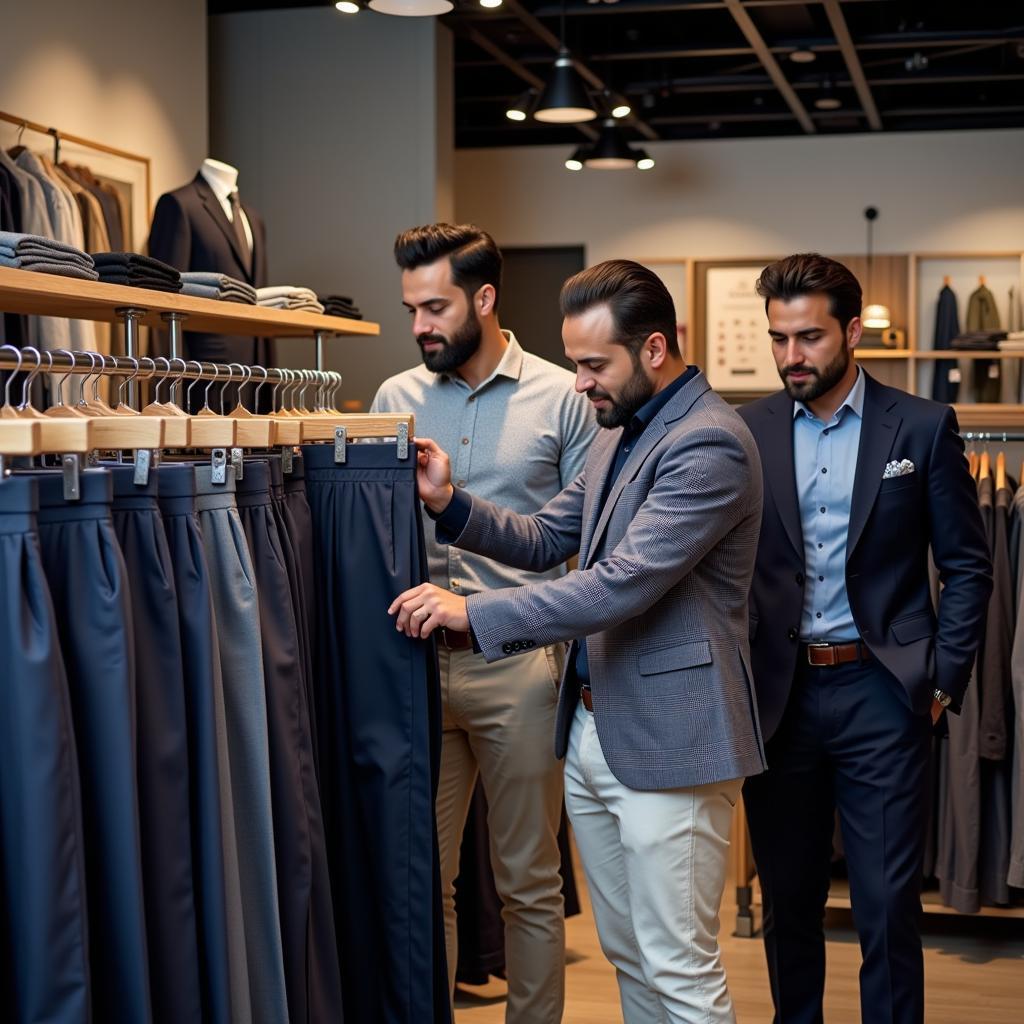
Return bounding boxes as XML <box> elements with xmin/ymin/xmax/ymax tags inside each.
<box><xmin>978</xmin><ymin>275</ymin><xmax>987</xmax><ymax>287</ymax></box>
<box><xmin>142</xmin><ymin>358</ymin><xmax>190</xmax><ymax>447</ymax></box>
<box><xmin>996</xmin><ymin>449</ymin><xmax>1007</xmax><ymax>492</ymax></box>
<box><xmin>979</xmin><ymin>449</ymin><xmax>991</xmax><ymax>481</ymax></box>
<box><xmin>0</xmin><ymin>345</ymin><xmax>46</xmax><ymax>421</ymax></box>
<box><xmin>943</xmin><ymin>275</ymin><xmax>951</xmax><ymax>287</ymax></box>
<box><xmin>968</xmin><ymin>450</ymin><xmax>979</xmax><ymax>479</ymax></box>
<box><xmin>190</xmin><ymin>363</ymin><xmax>238</xmax><ymax>447</ymax></box>
<box><xmin>226</xmin><ymin>364</ymin><xmax>273</xmax><ymax>447</ymax></box>
<box><xmin>300</xmin><ymin>412</ymin><xmax>415</xmax><ymax>444</ymax></box>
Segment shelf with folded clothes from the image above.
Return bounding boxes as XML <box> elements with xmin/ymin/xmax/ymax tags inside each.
<box><xmin>0</xmin><ymin>265</ymin><xmax>379</xmax><ymax>338</ymax></box>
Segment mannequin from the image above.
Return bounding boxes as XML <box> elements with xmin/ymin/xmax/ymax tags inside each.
<box><xmin>148</xmin><ymin>157</ymin><xmax>271</xmax><ymax>406</ymax></box>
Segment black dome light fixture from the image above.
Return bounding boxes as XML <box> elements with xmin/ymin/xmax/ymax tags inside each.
<box><xmin>534</xmin><ymin>1</ymin><xmax>597</xmax><ymax>123</ymax></box>
<box><xmin>585</xmin><ymin>119</ymin><xmax>639</xmax><ymax>168</ymax></box>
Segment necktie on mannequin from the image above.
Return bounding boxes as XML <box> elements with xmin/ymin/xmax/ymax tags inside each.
<box><xmin>227</xmin><ymin>191</ymin><xmax>252</xmax><ymax>277</ymax></box>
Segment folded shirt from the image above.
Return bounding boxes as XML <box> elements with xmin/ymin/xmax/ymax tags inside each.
<box><xmin>0</xmin><ymin>253</ymin><xmax>99</xmax><ymax>280</ymax></box>
<box><xmin>0</xmin><ymin>230</ymin><xmax>93</xmax><ymax>262</ymax></box>
<box><xmin>92</xmin><ymin>251</ymin><xmax>181</xmax><ymax>278</ymax></box>
<box><xmin>95</xmin><ymin>269</ymin><xmax>183</xmax><ymax>293</ymax></box>
<box><xmin>257</xmin><ymin>284</ymin><xmax>319</xmax><ymax>303</ymax></box>
<box><xmin>951</xmin><ymin>331</ymin><xmax>1008</xmax><ymax>350</ymax></box>
<box><xmin>259</xmin><ymin>297</ymin><xmax>325</xmax><ymax>314</ymax></box>
<box><xmin>182</xmin><ymin>282</ymin><xmax>257</xmax><ymax>304</ymax></box>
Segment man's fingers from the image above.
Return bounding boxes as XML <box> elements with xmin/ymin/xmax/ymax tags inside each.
<box><xmin>414</xmin><ymin>437</ymin><xmax>442</xmax><ymax>456</ymax></box>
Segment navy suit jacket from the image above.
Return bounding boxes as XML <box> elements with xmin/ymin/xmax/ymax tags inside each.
<box><xmin>147</xmin><ymin>173</ymin><xmax>270</xmax><ymax>368</ymax></box>
<box><xmin>739</xmin><ymin>371</ymin><xmax>992</xmax><ymax>742</ymax></box>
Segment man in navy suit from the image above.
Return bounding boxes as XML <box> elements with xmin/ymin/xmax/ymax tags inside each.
<box><xmin>738</xmin><ymin>253</ymin><xmax>992</xmax><ymax>1024</ymax></box>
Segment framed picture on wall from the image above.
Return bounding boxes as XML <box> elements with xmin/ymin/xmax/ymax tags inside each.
<box><xmin>703</xmin><ymin>264</ymin><xmax>778</xmax><ymax>392</ymax></box>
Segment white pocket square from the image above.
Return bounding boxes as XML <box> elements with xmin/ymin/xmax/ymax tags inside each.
<box><xmin>883</xmin><ymin>459</ymin><xmax>915</xmax><ymax>479</ymax></box>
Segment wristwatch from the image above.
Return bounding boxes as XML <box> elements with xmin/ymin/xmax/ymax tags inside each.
<box><xmin>933</xmin><ymin>688</ymin><xmax>953</xmax><ymax>708</ymax></box>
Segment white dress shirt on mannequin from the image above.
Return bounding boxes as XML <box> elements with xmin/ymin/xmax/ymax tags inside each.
<box><xmin>199</xmin><ymin>158</ymin><xmax>253</xmax><ymax>252</ymax></box>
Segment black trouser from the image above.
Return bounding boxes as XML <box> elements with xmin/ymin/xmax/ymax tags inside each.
<box><xmin>0</xmin><ymin>475</ymin><xmax>90</xmax><ymax>1024</ymax></box>
<box><xmin>157</xmin><ymin>464</ymin><xmax>234</xmax><ymax>1024</ymax></box>
<box><xmin>302</xmin><ymin>442</ymin><xmax>450</xmax><ymax>1024</ymax></box>
<box><xmin>236</xmin><ymin>460</ymin><xmax>344</xmax><ymax>1024</ymax></box>
<box><xmin>34</xmin><ymin>469</ymin><xmax>152</xmax><ymax>1024</ymax></box>
<box><xmin>108</xmin><ymin>465</ymin><xmax>203</xmax><ymax>1024</ymax></box>
<box><xmin>744</xmin><ymin>655</ymin><xmax>931</xmax><ymax>1024</ymax></box>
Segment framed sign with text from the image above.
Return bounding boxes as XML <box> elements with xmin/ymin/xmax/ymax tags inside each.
<box><xmin>704</xmin><ymin>265</ymin><xmax>777</xmax><ymax>392</ymax></box>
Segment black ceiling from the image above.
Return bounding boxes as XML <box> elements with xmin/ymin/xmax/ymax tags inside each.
<box><xmin>208</xmin><ymin>1</ymin><xmax>1024</xmax><ymax>148</ymax></box>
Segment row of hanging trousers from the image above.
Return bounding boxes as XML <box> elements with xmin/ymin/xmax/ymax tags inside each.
<box><xmin>0</xmin><ymin>445</ymin><xmax>450</xmax><ymax>1024</ymax></box>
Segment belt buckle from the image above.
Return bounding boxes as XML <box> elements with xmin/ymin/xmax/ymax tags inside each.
<box><xmin>807</xmin><ymin>642</ymin><xmax>834</xmax><ymax>666</ymax></box>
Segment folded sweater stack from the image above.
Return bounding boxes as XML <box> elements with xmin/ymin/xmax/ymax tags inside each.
<box><xmin>181</xmin><ymin>271</ymin><xmax>257</xmax><ymax>304</ymax></box>
<box><xmin>92</xmin><ymin>251</ymin><xmax>182</xmax><ymax>292</ymax></box>
<box><xmin>319</xmin><ymin>294</ymin><xmax>363</xmax><ymax>320</ymax></box>
<box><xmin>256</xmin><ymin>285</ymin><xmax>324</xmax><ymax>314</ymax></box>
<box><xmin>0</xmin><ymin>230</ymin><xmax>98</xmax><ymax>280</ymax></box>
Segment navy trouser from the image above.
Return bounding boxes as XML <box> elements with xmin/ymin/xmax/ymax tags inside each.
<box><xmin>303</xmin><ymin>442</ymin><xmax>450</xmax><ymax>1024</ymax></box>
<box><xmin>744</xmin><ymin>655</ymin><xmax>931</xmax><ymax>1024</ymax></box>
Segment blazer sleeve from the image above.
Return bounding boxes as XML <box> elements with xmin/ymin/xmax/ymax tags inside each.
<box><xmin>927</xmin><ymin>406</ymin><xmax>993</xmax><ymax>708</ymax></box>
<box><xmin>465</xmin><ymin>424</ymin><xmax>759</xmax><ymax>662</ymax></box>
<box><xmin>147</xmin><ymin>192</ymin><xmax>191</xmax><ymax>272</ymax></box>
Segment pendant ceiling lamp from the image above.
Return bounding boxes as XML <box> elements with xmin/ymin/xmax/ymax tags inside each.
<box><xmin>367</xmin><ymin>0</ymin><xmax>453</xmax><ymax>15</ymax></box>
<box><xmin>584</xmin><ymin>119</ymin><xmax>638</xmax><ymax>168</ymax></box>
<box><xmin>862</xmin><ymin>206</ymin><xmax>891</xmax><ymax>330</ymax></box>
<box><xmin>534</xmin><ymin>2</ymin><xmax>597</xmax><ymax>123</ymax></box>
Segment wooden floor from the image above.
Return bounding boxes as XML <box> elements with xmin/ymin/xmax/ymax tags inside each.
<box><xmin>454</xmin><ymin>855</ymin><xmax>1024</xmax><ymax>1023</ymax></box>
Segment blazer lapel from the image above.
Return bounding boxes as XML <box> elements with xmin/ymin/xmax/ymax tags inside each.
<box><xmin>583</xmin><ymin>372</ymin><xmax>710</xmax><ymax>567</ymax></box>
<box><xmin>579</xmin><ymin>431</ymin><xmax>619</xmax><ymax>566</ymax></box>
<box><xmin>761</xmin><ymin>392</ymin><xmax>804</xmax><ymax>561</ymax></box>
<box><xmin>846</xmin><ymin>374</ymin><xmax>901</xmax><ymax>561</ymax></box>
<box><xmin>193</xmin><ymin>174</ymin><xmax>252</xmax><ymax>282</ymax></box>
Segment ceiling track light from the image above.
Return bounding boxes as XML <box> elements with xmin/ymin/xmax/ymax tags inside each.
<box><xmin>366</xmin><ymin>0</ymin><xmax>453</xmax><ymax>16</ymax></box>
<box><xmin>535</xmin><ymin>48</ymin><xmax>597</xmax><ymax>123</ymax></box>
<box><xmin>814</xmin><ymin>78</ymin><xmax>842</xmax><ymax>111</ymax></box>
<box><xmin>505</xmin><ymin>88</ymin><xmax>536</xmax><ymax>122</ymax></box>
<box><xmin>480</xmin><ymin>0</ymin><xmax>503</xmax><ymax>7</ymax></box>
<box><xmin>334</xmin><ymin>0</ymin><xmax>360</xmax><ymax>11</ymax></box>
<box><xmin>563</xmin><ymin>120</ymin><xmax>652</xmax><ymax>171</ymax></box>
<box><xmin>565</xmin><ymin>147</ymin><xmax>587</xmax><ymax>171</ymax></box>
<box><xmin>789</xmin><ymin>49</ymin><xmax>817</xmax><ymax>64</ymax></box>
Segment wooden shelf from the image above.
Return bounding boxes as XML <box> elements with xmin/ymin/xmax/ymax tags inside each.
<box><xmin>855</xmin><ymin>349</ymin><xmax>912</xmax><ymax>359</ymax></box>
<box><xmin>914</xmin><ymin>350</ymin><xmax>1024</xmax><ymax>360</ymax></box>
<box><xmin>952</xmin><ymin>405</ymin><xmax>1024</xmax><ymax>429</ymax></box>
<box><xmin>0</xmin><ymin>266</ymin><xmax>378</xmax><ymax>338</ymax></box>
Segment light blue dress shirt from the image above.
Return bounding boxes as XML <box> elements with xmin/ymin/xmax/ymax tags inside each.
<box><xmin>793</xmin><ymin>367</ymin><xmax>865</xmax><ymax>642</ymax></box>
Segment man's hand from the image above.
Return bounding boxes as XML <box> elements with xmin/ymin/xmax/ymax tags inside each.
<box><xmin>389</xmin><ymin>582</ymin><xmax>468</xmax><ymax>639</ymax></box>
<box><xmin>414</xmin><ymin>437</ymin><xmax>454</xmax><ymax>514</ymax></box>
<box><xmin>931</xmin><ymin>699</ymin><xmax>945</xmax><ymax>726</ymax></box>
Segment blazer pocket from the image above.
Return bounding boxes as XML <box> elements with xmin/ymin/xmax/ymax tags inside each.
<box><xmin>890</xmin><ymin>610</ymin><xmax>936</xmax><ymax>644</ymax></box>
<box><xmin>638</xmin><ymin>639</ymin><xmax>712</xmax><ymax>676</ymax></box>
<box><xmin>879</xmin><ymin>474</ymin><xmax>918</xmax><ymax>494</ymax></box>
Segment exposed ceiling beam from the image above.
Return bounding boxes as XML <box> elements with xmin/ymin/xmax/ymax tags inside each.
<box><xmin>721</xmin><ymin>0</ymin><xmax>815</xmax><ymax>133</ymax></box>
<box><xmin>499</xmin><ymin>0</ymin><xmax>660</xmax><ymax>141</ymax></box>
<box><xmin>459</xmin><ymin>0</ymin><xmax>885</xmax><ymax>18</ymax></box>
<box><xmin>822</xmin><ymin>0</ymin><xmax>881</xmax><ymax>129</ymax></box>
<box><xmin>462</xmin><ymin>27</ymin><xmax>599</xmax><ymax>141</ymax></box>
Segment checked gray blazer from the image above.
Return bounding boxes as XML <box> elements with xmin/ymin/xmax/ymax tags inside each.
<box><xmin>448</xmin><ymin>370</ymin><xmax>767</xmax><ymax>791</ymax></box>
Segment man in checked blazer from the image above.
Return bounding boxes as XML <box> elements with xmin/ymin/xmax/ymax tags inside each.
<box><xmin>738</xmin><ymin>254</ymin><xmax>992</xmax><ymax>1024</ymax></box>
<box><xmin>391</xmin><ymin>259</ymin><xmax>766</xmax><ymax>1023</ymax></box>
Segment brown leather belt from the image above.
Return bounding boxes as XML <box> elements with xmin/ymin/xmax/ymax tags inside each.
<box><xmin>439</xmin><ymin>628</ymin><xmax>473</xmax><ymax>651</ymax></box>
<box><xmin>580</xmin><ymin>686</ymin><xmax>594</xmax><ymax>712</ymax></box>
<box><xmin>804</xmin><ymin>641</ymin><xmax>872</xmax><ymax>667</ymax></box>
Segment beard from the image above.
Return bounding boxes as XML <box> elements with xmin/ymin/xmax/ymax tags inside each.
<box><xmin>591</xmin><ymin>358</ymin><xmax>656</xmax><ymax>429</ymax></box>
<box><xmin>780</xmin><ymin>344</ymin><xmax>851</xmax><ymax>403</ymax></box>
<box><xmin>417</xmin><ymin>309</ymin><xmax>482</xmax><ymax>374</ymax></box>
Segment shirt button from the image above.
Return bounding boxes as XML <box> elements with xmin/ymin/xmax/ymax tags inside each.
<box><xmin>823</xmin><ymin>429</ymin><xmax>829</xmax><ymax>436</ymax></box>
<box><xmin>787</xmin><ymin>628</ymin><xmax>798</xmax><ymax>641</ymax></box>
<box><xmin>457</xmin><ymin>480</ymin><xmax>466</xmax><ymax>487</ymax></box>
<box><xmin>819</xmin><ymin>506</ymin><xmax>826</xmax><ymax>513</ymax></box>
<box><xmin>461</xmin><ymin>437</ymin><xmax>469</xmax><ymax>445</ymax></box>
<box><xmin>818</xmin><ymin>543</ymin><xmax>823</xmax><ymax>549</ymax></box>
<box><xmin>468</xmin><ymin>396</ymin><xmax>476</xmax><ymax>403</ymax></box>
<box><xmin>822</xmin><ymin>468</ymin><xmax>828</xmax><ymax>474</ymax></box>
<box><xmin>819</xmin><ymin>575</ymin><xmax>824</xmax><ymax>582</ymax></box>
<box><xmin>816</xmin><ymin>612</ymin><xmax>823</xmax><ymax>619</ymax></box>
<box><xmin>795</xmin><ymin>572</ymin><xmax>805</xmax><ymax>585</ymax></box>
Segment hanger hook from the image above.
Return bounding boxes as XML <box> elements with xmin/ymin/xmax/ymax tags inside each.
<box><xmin>91</xmin><ymin>353</ymin><xmax>112</xmax><ymax>404</ymax></box>
<box><xmin>298</xmin><ymin>370</ymin><xmax>313</xmax><ymax>412</ymax></box>
<box><xmin>280</xmin><ymin>367</ymin><xmax>294</xmax><ymax>411</ymax></box>
<box><xmin>1</xmin><ymin>345</ymin><xmax>23</xmax><ymax>408</ymax></box>
<box><xmin>17</xmin><ymin>346</ymin><xmax>42</xmax><ymax>410</ymax></box>
<box><xmin>48</xmin><ymin>350</ymin><xmax>77</xmax><ymax>407</ymax></box>
<box><xmin>240</xmin><ymin>364</ymin><xmax>253</xmax><ymax>409</ymax></box>
<box><xmin>167</xmin><ymin>357</ymin><xmax>188</xmax><ymax>407</ymax></box>
<box><xmin>118</xmin><ymin>355</ymin><xmax>141</xmax><ymax>406</ymax></box>
<box><xmin>85</xmin><ymin>350</ymin><xmax>105</xmax><ymax>404</ymax></box>
<box><xmin>74</xmin><ymin>350</ymin><xmax>98</xmax><ymax>406</ymax></box>
<box><xmin>184</xmin><ymin>360</ymin><xmax>204</xmax><ymax>409</ymax></box>
<box><xmin>151</xmin><ymin>356</ymin><xmax>172</xmax><ymax>403</ymax></box>
<box><xmin>226</xmin><ymin>363</ymin><xmax>245</xmax><ymax>412</ymax></box>
<box><xmin>203</xmin><ymin>363</ymin><xmax>221</xmax><ymax>412</ymax></box>
<box><xmin>253</xmin><ymin>365</ymin><xmax>270</xmax><ymax>411</ymax></box>
<box><xmin>220</xmin><ymin>363</ymin><xmax>239</xmax><ymax>415</ymax></box>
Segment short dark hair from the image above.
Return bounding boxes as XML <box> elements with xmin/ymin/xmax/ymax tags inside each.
<box><xmin>756</xmin><ymin>253</ymin><xmax>862</xmax><ymax>333</ymax></box>
<box><xmin>559</xmin><ymin>259</ymin><xmax>679</xmax><ymax>358</ymax></box>
<box><xmin>394</xmin><ymin>223</ymin><xmax>502</xmax><ymax>309</ymax></box>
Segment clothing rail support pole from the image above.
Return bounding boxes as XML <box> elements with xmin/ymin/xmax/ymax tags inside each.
<box><xmin>116</xmin><ymin>307</ymin><xmax>148</xmax><ymax>408</ymax></box>
<box><xmin>161</xmin><ymin>312</ymin><xmax>187</xmax><ymax>361</ymax></box>
<box><xmin>314</xmin><ymin>330</ymin><xmax>326</xmax><ymax>372</ymax></box>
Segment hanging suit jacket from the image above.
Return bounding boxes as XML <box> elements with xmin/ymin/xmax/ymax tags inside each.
<box><xmin>739</xmin><ymin>371</ymin><xmax>992</xmax><ymax>742</ymax></box>
<box><xmin>147</xmin><ymin>173</ymin><xmax>270</xmax><ymax>367</ymax></box>
<box><xmin>932</xmin><ymin>283</ymin><xmax>961</xmax><ymax>404</ymax></box>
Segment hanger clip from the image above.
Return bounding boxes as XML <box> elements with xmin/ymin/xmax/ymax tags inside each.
<box><xmin>230</xmin><ymin>447</ymin><xmax>244</xmax><ymax>481</ymax></box>
<box><xmin>62</xmin><ymin>453</ymin><xmax>81</xmax><ymax>501</ymax></box>
<box><xmin>0</xmin><ymin>454</ymin><xmax>7</xmax><ymax>479</ymax></box>
<box><xmin>281</xmin><ymin>445</ymin><xmax>294</xmax><ymax>474</ymax></box>
<box><xmin>86</xmin><ymin>449</ymin><xmax>100</xmax><ymax>467</ymax></box>
<box><xmin>334</xmin><ymin>426</ymin><xmax>347</xmax><ymax>464</ymax></box>
<box><xmin>396</xmin><ymin>422</ymin><xmax>409</xmax><ymax>460</ymax></box>
<box><xmin>133</xmin><ymin>449</ymin><xmax>151</xmax><ymax>486</ymax></box>
<box><xmin>211</xmin><ymin>447</ymin><xmax>227</xmax><ymax>485</ymax></box>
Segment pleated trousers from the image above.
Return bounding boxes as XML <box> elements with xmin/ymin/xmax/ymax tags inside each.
<box><xmin>34</xmin><ymin>469</ymin><xmax>152</xmax><ymax>1024</ymax></box>
<box><xmin>0</xmin><ymin>475</ymin><xmax>90</xmax><ymax>1024</ymax></box>
<box><xmin>195</xmin><ymin>464</ymin><xmax>288</xmax><ymax>1024</ymax></box>
<box><xmin>303</xmin><ymin>442</ymin><xmax>450</xmax><ymax>1024</ymax></box>
<box><xmin>108</xmin><ymin>465</ymin><xmax>202</xmax><ymax>1024</ymax></box>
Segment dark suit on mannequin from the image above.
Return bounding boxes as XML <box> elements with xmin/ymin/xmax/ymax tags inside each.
<box><xmin>739</xmin><ymin>370</ymin><xmax>991</xmax><ymax>1024</ymax></box>
<box><xmin>148</xmin><ymin>173</ymin><xmax>270</xmax><ymax>406</ymax></box>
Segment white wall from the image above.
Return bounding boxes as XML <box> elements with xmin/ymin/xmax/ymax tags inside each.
<box><xmin>0</xmin><ymin>0</ymin><xmax>208</xmax><ymax>232</ymax></box>
<box><xmin>455</xmin><ymin>129</ymin><xmax>1024</xmax><ymax>262</ymax></box>
<box><xmin>209</xmin><ymin>9</ymin><xmax>455</xmax><ymax>407</ymax></box>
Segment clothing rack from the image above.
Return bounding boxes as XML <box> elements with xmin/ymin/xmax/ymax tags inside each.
<box><xmin>961</xmin><ymin>431</ymin><xmax>1024</xmax><ymax>443</ymax></box>
<box><xmin>0</xmin><ymin>108</ymin><xmax>152</xmax><ymax>214</ymax></box>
